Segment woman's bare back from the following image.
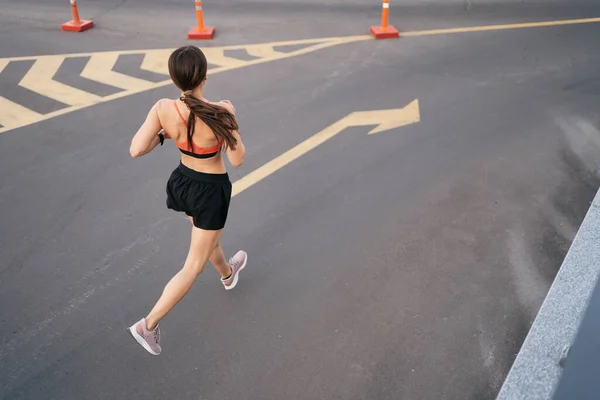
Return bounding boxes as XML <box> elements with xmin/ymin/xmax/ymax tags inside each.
<box><xmin>157</xmin><ymin>98</ymin><xmax>235</xmax><ymax>174</ymax></box>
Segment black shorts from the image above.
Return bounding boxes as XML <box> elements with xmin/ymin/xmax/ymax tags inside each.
<box><xmin>166</xmin><ymin>162</ymin><xmax>232</xmax><ymax>230</ymax></box>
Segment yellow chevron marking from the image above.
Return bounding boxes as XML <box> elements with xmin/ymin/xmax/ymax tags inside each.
<box><xmin>245</xmin><ymin>45</ymin><xmax>285</xmax><ymax>58</ymax></box>
<box><xmin>0</xmin><ymin>97</ymin><xmax>43</xmax><ymax>127</ymax></box>
<box><xmin>201</xmin><ymin>48</ymin><xmax>248</xmax><ymax>68</ymax></box>
<box><xmin>0</xmin><ymin>59</ymin><xmax>9</xmax><ymax>74</ymax></box>
<box><xmin>203</xmin><ymin>37</ymin><xmax>366</xmax><ymax>76</ymax></box>
<box><xmin>19</xmin><ymin>56</ymin><xmax>101</xmax><ymax>106</ymax></box>
<box><xmin>140</xmin><ymin>49</ymin><xmax>173</xmax><ymax>75</ymax></box>
<box><xmin>0</xmin><ymin>35</ymin><xmax>370</xmax><ymax>135</ymax></box>
<box><xmin>81</xmin><ymin>53</ymin><xmax>155</xmax><ymax>91</ymax></box>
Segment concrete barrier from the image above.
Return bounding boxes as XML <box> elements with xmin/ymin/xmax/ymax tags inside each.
<box><xmin>496</xmin><ymin>187</ymin><xmax>600</xmax><ymax>399</ymax></box>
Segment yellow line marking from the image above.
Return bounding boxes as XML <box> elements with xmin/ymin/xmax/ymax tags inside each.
<box><xmin>0</xmin><ymin>59</ymin><xmax>9</xmax><ymax>74</ymax></box>
<box><xmin>231</xmin><ymin>100</ymin><xmax>420</xmax><ymax>197</ymax></box>
<box><xmin>81</xmin><ymin>53</ymin><xmax>155</xmax><ymax>91</ymax></box>
<box><xmin>0</xmin><ymin>96</ymin><xmax>43</xmax><ymax>127</ymax></box>
<box><xmin>402</xmin><ymin>17</ymin><xmax>600</xmax><ymax>37</ymax></box>
<box><xmin>19</xmin><ymin>56</ymin><xmax>101</xmax><ymax>106</ymax></box>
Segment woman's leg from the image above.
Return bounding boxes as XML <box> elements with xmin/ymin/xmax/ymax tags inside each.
<box><xmin>186</xmin><ymin>218</ymin><xmax>247</xmax><ymax>289</ymax></box>
<box><xmin>209</xmin><ymin>242</ymin><xmax>232</xmax><ymax>278</ymax></box>
<box><xmin>144</xmin><ymin>225</ymin><xmax>222</xmax><ymax>330</ymax></box>
<box><xmin>187</xmin><ymin>217</ymin><xmax>231</xmax><ymax>278</ymax></box>
<box><xmin>188</xmin><ymin>217</ymin><xmax>248</xmax><ymax>290</ymax></box>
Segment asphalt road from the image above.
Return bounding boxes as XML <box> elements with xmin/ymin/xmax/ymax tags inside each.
<box><xmin>2</xmin><ymin>1</ymin><xmax>600</xmax><ymax>399</ymax></box>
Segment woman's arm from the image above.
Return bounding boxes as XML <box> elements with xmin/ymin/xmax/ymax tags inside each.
<box><xmin>132</xmin><ymin>132</ymin><xmax>162</xmax><ymax>157</ymax></box>
<box><xmin>218</xmin><ymin>100</ymin><xmax>246</xmax><ymax>167</ymax></box>
<box><xmin>130</xmin><ymin>100</ymin><xmax>168</xmax><ymax>158</ymax></box>
<box><xmin>226</xmin><ymin>129</ymin><xmax>245</xmax><ymax>167</ymax></box>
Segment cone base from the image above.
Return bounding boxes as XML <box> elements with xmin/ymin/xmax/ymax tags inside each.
<box><xmin>62</xmin><ymin>20</ymin><xmax>94</xmax><ymax>32</ymax></box>
<box><xmin>369</xmin><ymin>25</ymin><xmax>400</xmax><ymax>39</ymax></box>
<box><xmin>188</xmin><ymin>26</ymin><xmax>215</xmax><ymax>40</ymax></box>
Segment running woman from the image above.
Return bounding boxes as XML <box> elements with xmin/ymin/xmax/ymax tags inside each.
<box><xmin>126</xmin><ymin>45</ymin><xmax>248</xmax><ymax>356</ymax></box>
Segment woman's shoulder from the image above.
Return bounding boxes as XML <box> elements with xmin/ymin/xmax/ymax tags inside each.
<box><xmin>208</xmin><ymin>99</ymin><xmax>236</xmax><ymax>115</ymax></box>
<box><xmin>154</xmin><ymin>98</ymin><xmax>188</xmax><ymax>124</ymax></box>
<box><xmin>152</xmin><ymin>98</ymin><xmax>186</xmax><ymax>141</ymax></box>
<box><xmin>154</xmin><ymin>97</ymin><xmax>178</xmax><ymax>113</ymax></box>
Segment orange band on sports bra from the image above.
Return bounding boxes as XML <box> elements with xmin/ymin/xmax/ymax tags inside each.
<box><xmin>174</xmin><ymin>101</ymin><xmax>188</xmax><ymax>127</ymax></box>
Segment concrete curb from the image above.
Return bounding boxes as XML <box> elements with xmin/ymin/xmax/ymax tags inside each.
<box><xmin>496</xmin><ymin>187</ymin><xmax>600</xmax><ymax>399</ymax></box>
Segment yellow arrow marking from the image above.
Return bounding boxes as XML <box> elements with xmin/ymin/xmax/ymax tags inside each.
<box><xmin>81</xmin><ymin>53</ymin><xmax>155</xmax><ymax>91</ymax></box>
<box><xmin>19</xmin><ymin>56</ymin><xmax>102</xmax><ymax>106</ymax></box>
<box><xmin>231</xmin><ymin>100</ymin><xmax>420</xmax><ymax>197</ymax></box>
<box><xmin>348</xmin><ymin>99</ymin><xmax>420</xmax><ymax>135</ymax></box>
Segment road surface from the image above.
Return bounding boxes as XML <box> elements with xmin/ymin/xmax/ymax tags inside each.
<box><xmin>2</xmin><ymin>1</ymin><xmax>600</xmax><ymax>399</ymax></box>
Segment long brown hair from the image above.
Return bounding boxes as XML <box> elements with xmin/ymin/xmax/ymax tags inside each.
<box><xmin>167</xmin><ymin>45</ymin><xmax>239</xmax><ymax>150</ymax></box>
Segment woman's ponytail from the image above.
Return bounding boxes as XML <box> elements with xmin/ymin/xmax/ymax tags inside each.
<box><xmin>180</xmin><ymin>91</ymin><xmax>239</xmax><ymax>151</ymax></box>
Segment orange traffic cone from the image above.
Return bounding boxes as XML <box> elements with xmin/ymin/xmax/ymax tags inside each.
<box><xmin>62</xmin><ymin>0</ymin><xmax>94</xmax><ymax>32</ymax></box>
<box><xmin>370</xmin><ymin>0</ymin><xmax>399</xmax><ymax>39</ymax></box>
<box><xmin>188</xmin><ymin>1</ymin><xmax>215</xmax><ymax>40</ymax></box>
